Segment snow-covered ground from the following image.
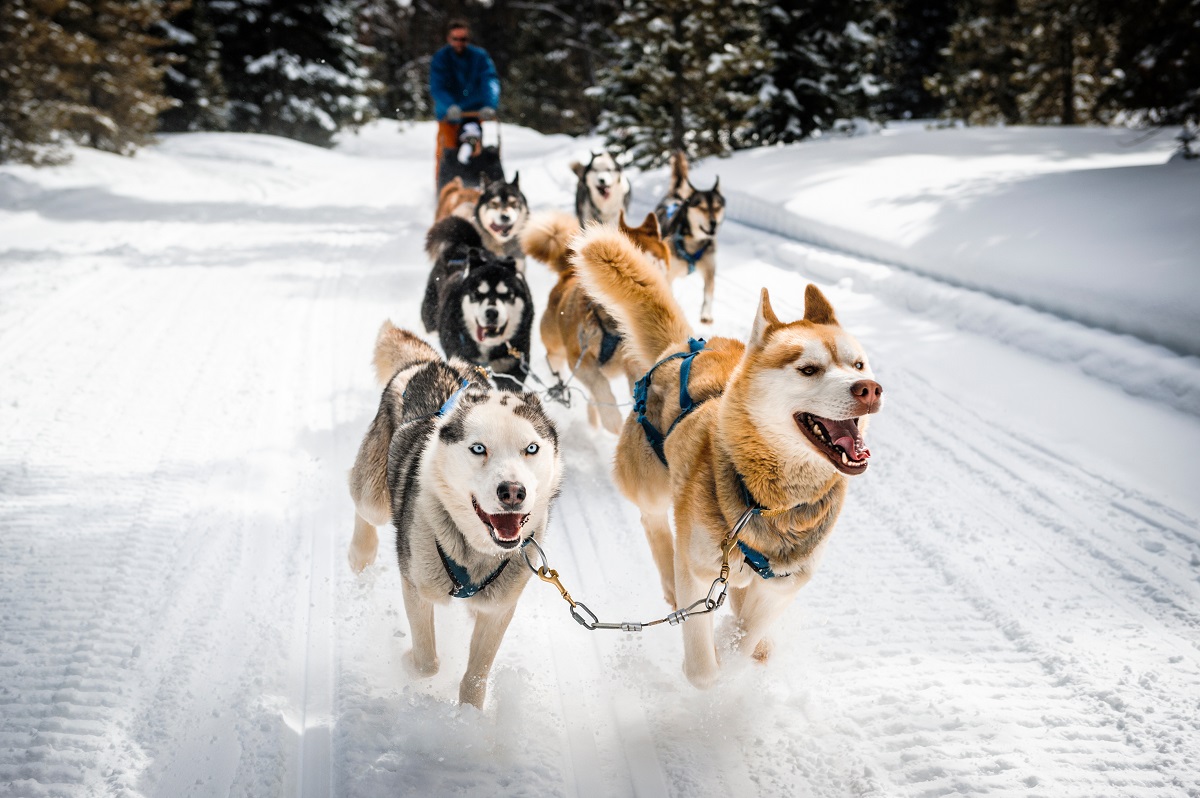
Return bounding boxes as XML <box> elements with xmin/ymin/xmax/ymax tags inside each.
<box><xmin>1</xmin><ymin>119</ymin><xmax>1198</xmax><ymax>798</ymax></box>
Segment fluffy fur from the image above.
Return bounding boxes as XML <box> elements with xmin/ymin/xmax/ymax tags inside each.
<box><xmin>347</xmin><ymin>321</ymin><xmax>563</xmax><ymax>708</ymax></box>
<box><xmin>570</xmin><ymin>151</ymin><xmax>632</xmax><ymax>227</ymax></box>
<box><xmin>571</xmin><ymin>226</ymin><xmax>885</xmax><ymax>689</ymax></box>
<box><xmin>434</xmin><ymin>176</ymin><xmax>479</xmax><ymax>222</ymax></box>
<box><xmin>654</xmin><ymin>151</ymin><xmax>726</xmax><ymax>323</ymax></box>
<box><xmin>521</xmin><ymin>209</ymin><xmax>673</xmax><ymax>432</ymax></box>
<box><xmin>421</xmin><ymin>229</ymin><xmax>534</xmax><ymax>391</ymax></box>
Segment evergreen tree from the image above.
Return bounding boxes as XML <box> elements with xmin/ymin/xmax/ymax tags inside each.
<box><xmin>158</xmin><ymin>0</ymin><xmax>231</xmax><ymax>132</ymax></box>
<box><xmin>876</xmin><ymin>0</ymin><xmax>955</xmax><ymax>119</ymax></box>
<box><xmin>746</xmin><ymin>0</ymin><xmax>887</xmax><ymax>144</ymax></box>
<box><xmin>0</xmin><ymin>0</ymin><xmax>176</xmax><ymax>163</ymax></box>
<box><xmin>354</xmin><ymin>0</ymin><xmax>428</xmax><ymax>119</ymax></box>
<box><xmin>1106</xmin><ymin>0</ymin><xmax>1200</xmax><ymax>124</ymax></box>
<box><xmin>926</xmin><ymin>0</ymin><xmax>1024</xmax><ymax>124</ymax></box>
<box><xmin>595</xmin><ymin>0</ymin><xmax>769</xmax><ymax>167</ymax></box>
<box><xmin>209</xmin><ymin>0</ymin><xmax>381</xmax><ymax>146</ymax></box>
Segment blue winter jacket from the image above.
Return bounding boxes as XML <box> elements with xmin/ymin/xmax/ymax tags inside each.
<box><xmin>429</xmin><ymin>44</ymin><xmax>501</xmax><ymax>120</ymax></box>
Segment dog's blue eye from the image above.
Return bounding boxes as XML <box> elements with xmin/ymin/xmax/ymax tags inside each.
<box><xmin>525</xmin><ymin>443</ymin><xmax>539</xmax><ymax>455</ymax></box>
<box><xmin>470</xmin><ymin>443</ymin><xmax>487</xmax><ymax>455</ymax></box>
<box><xmin>854</xmin><ymin>361</ymin><xmax>865</xmax><ymax>370</ymax></box>
<box><xmin>799</xmin><ymin>365</ymin><xmax>819</xmax><ymax>376</ymax></box>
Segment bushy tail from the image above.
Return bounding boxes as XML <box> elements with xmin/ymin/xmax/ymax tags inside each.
<box><xmin>521</xmin><ymin>210</ymin><xmax>580</xmax><ymax>274</ymax></box>
<box><xmin>669</xmin><ymin>150</ymin><xmax>691</xmax><ymax>196</ymax></box>
<box><xmin>373</xmin><ymin>320</ymin><xmax>439</xmax><ymax>385</ymax></box>
<box><xmin>570</xmin><ymin>225</ymin><xmax>692</xmax><ymax>371</ymax></box>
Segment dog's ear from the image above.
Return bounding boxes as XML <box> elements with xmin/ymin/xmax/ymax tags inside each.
<box><xmin>749</xmin><ymin>288</ymin><xmax>782</xmax><ymax>350</ymax></box>
<box><xmin>637</xmin><ymin>211</ymin><xmax>660</xmax><ymax>238</ymax></box>
<box><xmin>711</xmin><ymin>176</ymin><xmax>720</xmax><ymax>194</ymax></box>
<box><xmin>478</xmin><ymin>172</ymin><xmax>490</xmax><ymax>189</ymax></box>
<box><xmin>510</xmin><ymin>171</ymin><xmax>520</xmax><ymax>188</ymax></box>
<box><xmin>617</xmin><ymin>209</ymin><xmax>629</xmax><ymax>232</ymax></box>
<box><xmin>803</xmin><ymin>284</ymin><xmax>839</xmax><ymax>326</ymax></box>
<box><xmin>570</xmin><ymin>160</ymin><xmax>586</xmax><ymax>178</ymax></box>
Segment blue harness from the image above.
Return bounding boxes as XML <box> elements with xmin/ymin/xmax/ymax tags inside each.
<box><xmin>632</xmin><ymin>338</ymin><xmax>706</xmax><ymax>466</ymax></box>
<box><xmin>436</xmin><ymin>537</ymin><xmax>532</xmax><ymax>599</ymax></box>
<box><xmin>594</xmin><ymin>313</ymin><xmax>622</xmax><ymax>366</ymax></box>
<box><xmin>663</xmin><ymin>200</ymin><xmax>711</xmax><ymax>275</ymax></box>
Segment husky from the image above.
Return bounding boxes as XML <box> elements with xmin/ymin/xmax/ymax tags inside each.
<box><xmin>434</xmin><ymin>176</ymin><xmax>480</xmax><ymax>223</ymax></box>
<box><xmin>654</xmin><ymin>151</ymin><xmax>725</xmax><ymax>324</ymax></box>
<box><xmin>347</xmin><ymin>321</ymin><xmax>563</xmax><ymax>708</ymax></box>
<box><xmin>571</xmin><ymin>151</ymin><xmax>632</xmax><ymax>227</ymax></box>
<box><xmin>422</xmin><ymin>226</ymin><xmax>534</xmax><ymax>390</ymax></box>
<box><xmin>571</xmin><ymin>226</ymin><xmax>884</xmax><ymax>689</ymax></box>
<box><xmin>521</xmin><ymin>208</ymin><xmax>672</xmax><ymax>433</ymax></box>
<box><xmin>427</xmin><ymin>172</ymin><xmax>528</xmax><ymax>269</ymax></box>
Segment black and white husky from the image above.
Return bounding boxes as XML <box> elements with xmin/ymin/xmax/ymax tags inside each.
<box><xmin>654</xmin><ymin>151</ymin><xmax>725</xmax><ymax>323</ymax></box>
<box><xmin>422</xmin><ymin>220</ymin><xmax>534</xmax><ymax>390</ymax></box>
<box><xmin>428</xmin><ymin>173</ymin><xmax>529</xmax><ymax>267</ymax></box>
<box><xmin>347</xmin><ymin>322</ymin><xmax>562</xmax><ymax>708</ymax></box>
<box><xmin>571</xmin><ymin>151</ymin><xmax>632</xmax><ymax>227</ymax></box>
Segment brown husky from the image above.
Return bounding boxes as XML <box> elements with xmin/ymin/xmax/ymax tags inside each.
<box><xmin>521</xmin><ymin>209</ymin><xmax>673</xmax><ymax>434</ymax></box>
<box><xmin>434</xmin><ymin>176</ymin><xmax>479</xmax><ymax>222</ymax></box>
<box><xmin>570</xmin><ymin>226</ymin><xmax>884</xmax><ymax>688</ymax></box>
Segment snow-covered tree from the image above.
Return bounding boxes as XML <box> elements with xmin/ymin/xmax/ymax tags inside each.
<box><xmin>876</xmin><ymin>0</ymin><xmax>955</xmax><ymax>120</ymax></box>
<box><xmin>594</xmin><ymin>0</ymin><xmax>770</xmax><ymax>167</ymax></box>
<box><xmin>1106</xmin><ymin>0</ymin><xmax>1200</xmax><ymax>124</ymax></box>
<box><xmin>210</xmin><ymin>0</ymin><xmax>381</xmax><ymax>146</ymax></box>
<box><xmin>0</xmin><ymin>0</ymin><xmax>177</xmax><ymax>163</ymax></box>
<box><xmin>158</xmin><ymin>0</ymin><xmax>231</xmax><ymax>132</ymax></box>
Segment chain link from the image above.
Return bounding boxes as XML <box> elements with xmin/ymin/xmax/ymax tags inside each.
<box><xmin>522</xmin><ymin>507</ymin><xmax>758</xmax><ymax>632</ymax></box>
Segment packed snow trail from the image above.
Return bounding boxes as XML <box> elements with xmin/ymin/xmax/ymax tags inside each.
<box><xmin>1</xmin><ymin>122</ymin><xmax>1198</xmax><ymax>798</ymax></box>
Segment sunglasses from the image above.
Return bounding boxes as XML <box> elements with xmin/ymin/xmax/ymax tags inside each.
<box><xmin>450</xmin><ymin>35</ymin><xmax>469</xmax><ymax>42</ymax></box>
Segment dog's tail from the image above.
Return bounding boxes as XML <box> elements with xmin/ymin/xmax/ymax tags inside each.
<box><xmin>373</xmin><ymin>320</ymin><xmax>439</xmax><ymax>385</ymax></box>
<box><xmin>670</xmin><ymin>150</ymin><xmax>691</xmax><ymax>196</ymax></box>
<box><xmin>521</xmin><ymin>210</ymin><xmax>580</xmax><ymax>275</ymax></box>
<box><xmin>571</xmin><ymin>224</ymin><xmax>692</xmax><ymax>371</ymax></box>
<box><xmin>425</xmin><ymin>215</ymin><xmax>482</xmax><ymax>261</ymax></box>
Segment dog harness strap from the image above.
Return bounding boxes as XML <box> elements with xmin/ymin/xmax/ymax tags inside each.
<box><xmin>437</xmin><ymin>378</ymin><xmax>472</xmax><ymax>417</ymax></box>
<box><xmin>736</xmin><ymin>540</ymin><xmax>777</xmax><ymax>579</ymax></box>
<box><xmin>672</xmin><ymin>232</ymin><xmax>710</xmax><ymax>275</ymax></box>
<box><xmin>632</xmin><ymin>338</ymin><xmax>706</xmax><ymax>466</ymax></box>
<box><xmin>435</xmin><ymin>539</ymin><xmax>510</xmax><ymax>599</ymax></box>
<box><xmin>593</xmin><ymin>313</ymin><xmax>623</xmax><ymax>367</ymax></box>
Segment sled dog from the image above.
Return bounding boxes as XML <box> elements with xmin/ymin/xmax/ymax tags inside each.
<box><xmin>434</xmin><ymin>176</ymin><xmax>480</xmax><ymax>223</ymax></box>
<box><xmin>654</xmin><ymin>151</ymin><xmax>725</xmax><ymax>323</ymax></box>
<box><xmin>347</xmin><ymin>321</ymin><xmax>563</xmax><ymax>708</ymax></box>
<box><xmin>571</xmin><ymin>151</ymin><xmax>632</xmax><ymax>227</ymax></box>
<box><xmin>422</xmin><ymin>227</ymin><xmax>534</xmax><ymax>390</ymax></box>
<box><xmin>571</xmin><ymin>227</ymin><xmax>884</xmax><ymax>688</ymax></box>
<box><xmin>522</xmin><ymin>209</ymin><xmax>673</xmax><ymax>433</ymax></box>
<box><xmin>426</xmin><ymin>172</ymin><xmax>529</xmax><ymax>268</ymax></box>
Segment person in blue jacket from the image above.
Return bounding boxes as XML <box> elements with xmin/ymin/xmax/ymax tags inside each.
<box><xmin>431</xmin><ymin>19</ymin><xmax>500</xmax><ymax>164</ymax></box>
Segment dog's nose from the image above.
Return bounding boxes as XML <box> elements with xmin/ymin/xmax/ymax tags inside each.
<box><xmin>484</xmin><ymin>307</ymin><xmax>499</xmax><ymax>323</ymax></box>
<box><xmin>497</xmin><ymin>481</ymin><xmax>526</xmax><ymax>510</ymax></box>
<box><xmin>850</xmin><ymin>380</ymin><xmax>883</xmax><ymax>414</ymax></box>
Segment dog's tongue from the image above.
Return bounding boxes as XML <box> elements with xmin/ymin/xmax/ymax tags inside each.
<box><xmin>825</xmin><ymin>418</ymin><xmax>870</xmax><ymax>462</ymax></box>
<box><xmin>489</xmin><ymin>512</ymin><xmax>523</xmax><ymax>540</ymax></box>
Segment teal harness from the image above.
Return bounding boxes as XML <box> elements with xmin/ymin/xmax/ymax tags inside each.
<box><xmin>631</xmin><ymin>337</ymin><xmax>707</xmax><ymax>466</ymax></box>
<box><xmin>663</xmin><ymin>199</ymin><xmax>711</xmax><ymax>274</ymax></box>
<box><xmin>436</xmin><ymin>537</ymin><xmax>533</xmax><ymax>599</ymax></box>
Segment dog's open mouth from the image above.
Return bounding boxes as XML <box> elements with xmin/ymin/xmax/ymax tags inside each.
<box><xmin>488</xmin><ymin>222</ymin><xmax>513</xmax><ymax>237</ymax></box>
<box><xmin>476</xmin><ymin>323</ymin><xmax>503</xmax><ymax>342</ymax></box>
<box><xmin>472</xmin><ymin>496</ymin><xmax>529</xmax><ymax>549</ymax></box>
<box><xmin>796</xmin><ymin>412</ymin><xmax>870</xmax><ymax>475</ymax></box>
<box><xmin>596</xmin><ymin>184</ymin><xmax>612</xmax><ymax>199</ymax></box>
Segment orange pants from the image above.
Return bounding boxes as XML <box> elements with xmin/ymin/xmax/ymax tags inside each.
<box><xmin>436</xmin><ymin>121</ymin><xmax>460</xmax><ymax>182</ymax></box>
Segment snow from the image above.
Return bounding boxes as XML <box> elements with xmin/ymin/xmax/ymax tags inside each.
<box><xmin>2</xmin><ymin>119</ymin><xmax>1199</xmax><ymax>798</ymax></box>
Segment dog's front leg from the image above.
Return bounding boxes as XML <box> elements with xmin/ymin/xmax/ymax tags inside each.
<box><xmin>698</xmin><ymin>258</ymin><xmax>716</xmax><ymax>324</ymax></box>
<box><xmin>399</xmin><ymin>575</ymin><xmax>440</xmax><ymax>677</ymax></box>
<box><xmin>675</xmin><ymin>559</ymin><xmax>720</xmax><ymax>688</ymax></box>
<box><xmin>729</xmin><ymin>580</ymin><xmax>805</xmax><ymax>664</ymax></box>
<box><xmin>639</xmin><ymin>503</ymin><xmax>677</xmax><ymax>608</ymax></box>
<box><xmin>459</xmin><ymin>601</ymin><xmax>518</xmax><ymax>709</ymax></box>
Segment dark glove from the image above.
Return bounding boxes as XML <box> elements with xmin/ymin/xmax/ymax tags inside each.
<box><xmin>479</xmin><ymin>106</ymin><xmax>497</xmax><ymax>121</ymax></box>
<box><xmin>445</xmin><ymin>104</ymin><xmax>462</xmax><ymax>122</ymax></box>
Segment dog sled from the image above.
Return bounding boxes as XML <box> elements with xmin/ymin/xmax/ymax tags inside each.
<box><xmin>436</xmin><ymin>112</ymin><xmax>505</xmax><ymax>191</ymax></box>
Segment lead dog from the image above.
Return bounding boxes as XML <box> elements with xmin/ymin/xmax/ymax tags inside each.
<box><xmin>521</xmin><ymin>208</ymin><xmax>672</xmax><ymax>433</ymax></box>
<box><xmin>427</xmin><ymin>172</ymin><xmax>529</xmax><ymax>268</ymax></box>
<box><xmin>571</xmin><ymin>151</ymin><xmax>632</xmax><ymax>227</ymax></box>
<box><xmin>347</xmin><ymin>322</ymin><xmax>562</xmax><ymax>708</ymax></box>
<box><xmin>571</xmin><ymin>227</ymin><xmax>884</xmax><ymax>688</ymax></box>
<box><xmin>655</xmin><ymin>151</ymin><xmax>725</xmax><ymax>323</ymax></box>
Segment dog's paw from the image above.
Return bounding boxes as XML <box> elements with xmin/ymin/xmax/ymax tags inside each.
<box><xmin>683</xmin><ymin>658</ymin><xmax>720</xmax><ymax>690</ymax></box>
<box><xmin>459</xmin><ymin>676</ymin><xmax>487</xmax><ymax>709</ymax></box>
<box><xmin>346</xmin><ymin>543</ymin><xmax>377</xmax><ymax>574</ymax></box>
<box><xmin>402</xmin><ymin>650</ymin><xmax>440</xmax><ymax>678</ymax></box>
<box><xmin>699</xmin><ymin>313</ymin><xmax>714</xmax><ymax>325</ymax></box>
<box><xmin>751</xmin><ymin>637</ymin><xmax>773</xmax><ymax>664</ymax></box>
